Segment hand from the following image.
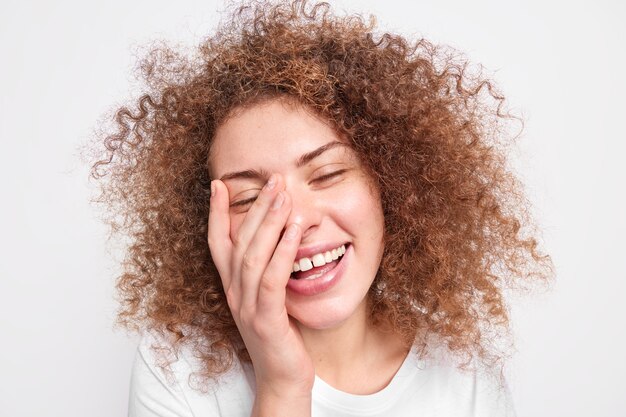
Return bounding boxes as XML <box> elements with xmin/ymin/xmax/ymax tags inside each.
<box><xmin>207</xmin><ymin>174</ymin><xmax>315</xmax><ymax>407</ymax></box>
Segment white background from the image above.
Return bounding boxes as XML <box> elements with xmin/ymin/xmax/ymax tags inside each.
<box><xmin>1</xmin><ymin>0</ymin><xmax>624</xmax><ymax>416</ymax></box>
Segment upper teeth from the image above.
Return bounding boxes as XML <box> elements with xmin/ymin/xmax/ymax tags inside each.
<box><xmin>292</xmin><ymin>244</ymin><xmax>346</xmax><ymax>273</ymax></box>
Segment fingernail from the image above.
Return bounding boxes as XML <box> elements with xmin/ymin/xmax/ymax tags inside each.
<box><xmin>284</xmin><ymin>223</ymin><xmax>299</xmax><ymax>241</ymax></box>
<box><xmin>271</xmin><ymin>191</ymin><xmax>284</xmax><ymax>210</ymax></box>
<box><xmin>265</xmin><ymin>174</ymin><xmax>276</xmax><ymax>190</ymax></box>
<box><xmin>210</xmin><ymin>181</ymin><xmax>216</xmax><ymax>198</ymax></box>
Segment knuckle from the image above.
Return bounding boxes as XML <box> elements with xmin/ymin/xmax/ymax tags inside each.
<box><xmin>207</xmin><ymin>236</ymin><xmax>215</xmax><ymax>248</ymax></box>
<box><xmin>207</xmin><ymin>235</ymin><xmax>229</xmax><ymax>256</ymax></box>
<box><xmin>265</xmin><ymin>211</ymin><xmax>285</xmax><ymax>226</ymax></box>
<box><xmin>224</xmin><ymin>288</ymin><xmax>239</xmax><ymax>310</ymax></box>
<box><xmin>259</xmin><ymin>274</ymin><xmax>278</xmax><ymax>293</ymax></box>
<box><xmin>238</xmin><ymin>309</ymin><xmax>256</xmax><ymax>329</ymax></box>
<box><xmin>226</xmin><ymin>299</ymin><xmax>239</xmax><ymax>314</ymax></box>
<box><xmin>207</xmin><ymin>235</ymin><xmax>220</xmax><ymax>252</ymax></box>
<box><xmin>231</xmin><ymin>231</ymin><xmax>245</xmax><ymax>247</ymax></box>
<box><xmin>241</xmin><ymin>252</ymin><xmax>260</xmax><ymax>271</ymax></box>
<box><xmin>251</xmin><ymin>320</ymin><xmax>268</xmax><ymax>338</ymax></box>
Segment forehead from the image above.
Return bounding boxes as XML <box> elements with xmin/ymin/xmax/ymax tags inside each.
<box><xmin>209</xmin><ymin>100</ymin><xmax>347</xmax><ymax>178</ymax></box>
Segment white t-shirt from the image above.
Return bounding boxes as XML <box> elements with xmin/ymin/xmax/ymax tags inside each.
<box><xmin>129</xmin><ymin>331</ymin><xmax>516</xmax><ymax>416</ymax></box>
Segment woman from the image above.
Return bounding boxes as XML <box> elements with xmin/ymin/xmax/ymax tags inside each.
<box><xmin>93</xmin><ymin>1</ymin><xmax>551</xmax><ymax>415</ymax></box>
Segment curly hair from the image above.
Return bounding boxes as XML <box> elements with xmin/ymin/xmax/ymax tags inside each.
<box><xmin>92</xmin><ymin>0</ymin><xmax>552</xmax><ymax>381</ymax></box>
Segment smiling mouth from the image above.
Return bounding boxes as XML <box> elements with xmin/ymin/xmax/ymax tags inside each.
<box><xmin>290</xmin><ymin>244</ymin><xmax>347</xmax><ymax>280</ymax></box>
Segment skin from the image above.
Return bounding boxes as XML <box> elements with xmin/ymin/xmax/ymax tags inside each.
<box><xmin>207</xmin><ymin>99</ymin><xmax>407</xmax><ymax>416</ymax></box>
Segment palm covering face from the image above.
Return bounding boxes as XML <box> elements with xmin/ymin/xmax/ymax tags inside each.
<box><xmin>208</xmin><ymin>175</ymin><xmax>315</xmax><ymax>395</ymax></box>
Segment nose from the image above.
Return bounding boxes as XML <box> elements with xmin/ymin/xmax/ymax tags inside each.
<box><xmin>284</xmin><ymin>180</ymin><xmax>323</xmax><ymax>242</ymax></box>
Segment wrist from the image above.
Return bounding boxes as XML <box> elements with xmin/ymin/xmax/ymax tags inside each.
<box><xmin>252</xmin><ymin>386</ymin><xmax>312</xmax><ymax>417</ymax></box>
<box><xmin>254</xmin><ymin>369</ymin><xmax>315</xmax><ymax>397</ymax></box>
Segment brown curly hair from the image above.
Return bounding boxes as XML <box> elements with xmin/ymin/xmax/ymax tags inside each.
<box><xmin>92</xmin><ymin>0</ymin><xmax>551</xmax><ymax>380</ymax></box>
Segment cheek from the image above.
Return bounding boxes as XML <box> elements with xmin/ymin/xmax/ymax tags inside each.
<box><xmin>333</xmin><ymin>184</ymin><xmax>384</xmax><ymax>235</ymax></box>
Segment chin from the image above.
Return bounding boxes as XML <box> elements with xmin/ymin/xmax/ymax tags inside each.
<box><xmin>287</xmin><ymin>298</ymin><xmax>365</xmax><ymax>331</ymax></box>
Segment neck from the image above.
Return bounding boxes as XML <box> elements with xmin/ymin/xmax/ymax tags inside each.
<box><xmin>296</xmin><ymin>301</ymin><xmax>408</xmax><ymax>394</ymax></box>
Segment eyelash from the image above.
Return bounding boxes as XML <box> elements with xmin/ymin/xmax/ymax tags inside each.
<box><xmin>229</xmin><ymin>169</ymin><xmax>348</xmax><ymax>209</ymax></box>
<box><xmin>310</xmin><ymin>168</ymin><xmax>347</xmax><ymax>184</ymax></box>
<box><xmin>230</xmin><ymin>196</ymin><xmax>257</xmax><ymax>208</ymax></box>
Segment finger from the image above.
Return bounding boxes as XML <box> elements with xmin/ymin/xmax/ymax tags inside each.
<box><xmin>207</xmin><ymin>179</ymin><xmax>233</xmax><ymax>288</ymax></box>
<box><xmin>257</xmin><ymin>222</ymin><xmax>302</xmax><ymax>316</ymax></box>
<box><xmin>240</xmin><ymin>190</ymin><xmax>293</xmax><ymax>307</ymax></box>
<box><xmin>231</xmin><ymin>174</ymin><xmax>284</xmax><ymax>256</ymax></box>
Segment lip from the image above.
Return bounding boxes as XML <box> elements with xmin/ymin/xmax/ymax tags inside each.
<box><xmin>295</xmin><ymin>241</ymin><xmax>348</xmax><ymax>261</ymax></box>
<box><xmin>287</xmin><ymin>244</ymin><xmax>351</xmax><ymax>296</ymax></box>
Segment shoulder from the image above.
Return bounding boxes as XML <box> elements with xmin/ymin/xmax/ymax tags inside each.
<box><xmin>128</xmin><ymin>329</ymin><xmax>255</xmax><ymax>417</ymax></box>
<box><xmin>413</xmin><ymin>347</ymin><xmax>517</xmax><ymax>416</ymax></box>
<box><xmin>400</xmin><ymin>335</ymin><xmax>516</xmax><ymax>416</ymax></box>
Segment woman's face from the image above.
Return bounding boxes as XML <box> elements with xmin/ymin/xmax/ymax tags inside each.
<box><xmin>209</xmin><ymin>99</ymin><xmax>385</xmax><ymax>330</ymax></box>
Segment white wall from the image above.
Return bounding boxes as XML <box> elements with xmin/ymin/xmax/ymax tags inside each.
<box><xmin>1</xmin><ymin>0</ymin><xmax>624</xmax><ymax>416</ymax></box>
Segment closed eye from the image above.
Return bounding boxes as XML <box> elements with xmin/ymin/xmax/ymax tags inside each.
<box><xmin>230</xmin><ymin>196</ymin><xmax>258</xmax><ymax>208</ymax></box>
<box><xmin>229</xmin><ymin>169</ymin><xmax>348</xmax><ymax>211</ymax></box>
<box><xmin>310</xmin><ymin>169</ymin><xmax>348</xmax><ymax>184</ymax></box>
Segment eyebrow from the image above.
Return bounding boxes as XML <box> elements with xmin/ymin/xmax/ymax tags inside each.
<box><xmin>295</xmin><ymin>141</ymin><xmax>346</xmax><ymax>167</ymax></box>
<box><xmin>219</xmin><ymin>167</ymin><xmax>272</xmax><ymax>182</ymax></box>
<box><xmin>218</xmin><ymin>141</ymin><xmax>346</xmax><ymax>182</ymax></box>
